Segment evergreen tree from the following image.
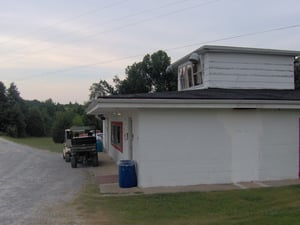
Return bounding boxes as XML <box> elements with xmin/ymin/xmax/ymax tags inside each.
<box><xmin>26</xmin><ymin>107</ymin><xmax>45</xmax><ymax>137</ymax></box>
<box><xmin>6</xmin><ymin>83</ymin><xmax>26</xmax><ymax>137</ymax></box>
<box><xmin>0</xmin><ymin>82</ymin><xmax>8</xmax><ymax>132</ymax></box>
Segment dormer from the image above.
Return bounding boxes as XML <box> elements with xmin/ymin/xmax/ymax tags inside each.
<box><xmin>178</xmin><ymin>53</ymin><xmax>203</xmax><ymax>90</ymax></box>
<box><xmin>172</xmin><ymin>45</ymin><xmax>300</xmax><ymax>91</ymax></box>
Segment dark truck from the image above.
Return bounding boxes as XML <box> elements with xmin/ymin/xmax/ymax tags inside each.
<box><xmin>63</xmin><ymin>126</ymin><xmax>99</xmax><ymax>168</ymax></box>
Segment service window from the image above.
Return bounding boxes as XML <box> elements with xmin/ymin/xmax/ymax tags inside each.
<box><xmin>111</xmin><ymin>121</ymin><xmax>123</xmax><ymax>152</ymax></box>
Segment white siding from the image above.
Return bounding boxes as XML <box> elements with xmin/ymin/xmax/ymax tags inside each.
<box><xmin>135</xmin><ymin>109</ymin><xmax>299</xmax><ymax>187</ymax></box>
<box><xmin>202</xmin><ymin>53</ymin><xmax>294</xmax><ymax>89</ymax></box>
<box><xmin>136</xmin><ymin>109</ymin><xmax>232</xmax><ymax>187</ymax></box>
<box><xmin>106</xmin><ymin>112</ymin><xmax>138</xmax><ymax>162</ymax></box>
<box><xmin>258</xmin><ymin>112</ymin><xmax>299</xmax><ymax>180</ymax></box>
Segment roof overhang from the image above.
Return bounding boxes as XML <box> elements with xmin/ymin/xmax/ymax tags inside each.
<box><xmin>87</xmin><ymin>98</ymin><xmax>300</xmax><ymax>115</ymax></box>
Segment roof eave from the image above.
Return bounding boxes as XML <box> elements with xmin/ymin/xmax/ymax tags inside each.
<box><xmin>87</xmin><ymin>98</ymin><xmax>300</xmax><ymax>115</ymax></box>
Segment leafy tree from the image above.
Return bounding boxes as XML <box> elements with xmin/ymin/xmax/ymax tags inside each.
<box><xmin>6</xmin><ymin>104</ymin><xmax>26</xmax><ymax>137</ymax></box>
<box><xmin>39</xmin><ymin>108</ymin><xmax>52</xmax><ymax>136</ymax></box>
<box><xmin>118</xmin><ymin>62</ymin><xmax>152</xmax><ymax>94</ymax></box>
<box><xmin>52</xmin><ymin>111</ymin><xmax>74</xmax><ymax>143</ymax></box>
<box><xmin>144</xmin><ymin>50</ymin><xmax>175</xmax><ymax>92</ymax></box>
<box><xmin>69</xmin><ymin>102</ymin><xmax>85</xmax><ymax>115</ymax></box>
<box><xmin>72</xmin><ymin>114</ymin><xmax>84</xmax><ymax>126</ymax></box>
<box><xmin>44</xmin><ymin>98</ymin><xmax>57</xmax><ymax>117</ymax></box>
<box><xmin>24</xmin><ymin>98</ymin><xmax>57</xmax><ymax>137</ymax></box>
<box><xmin>123</xmin><ymin>50</ymin><xmax>176</xmax><ymax>93</ymax></box>
<box><xmin>0</xmin><ymin>81</ymin><xmax>97</xmax><ymax>139</ymax></box>
<box><xmin>89</xmin><ymin>80</ymin><xmax>115</xmax><ymax>100</ymax></box>
<box><xmin>26</xmin><ymin>107</ymin><xmax>45</xmax><ymax>137</ymax></box>
<box><xmin>89</xmin><ymin>50</ymin><xmax>176</xmax><ymax>97</ymax></box>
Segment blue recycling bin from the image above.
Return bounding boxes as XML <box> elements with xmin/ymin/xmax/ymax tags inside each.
<box><xmin>119</xmin><ymin>160</ymin><xmax>137</xmax><ymax>188</ymax></box>
<box><xmin>96</xmin><ymin>139</ymin><xmax>103</xmax><ymax>152</ymax></box>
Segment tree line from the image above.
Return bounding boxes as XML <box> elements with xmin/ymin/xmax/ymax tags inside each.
<box><xmin>89</xmin><ymin>50</ymin><xmax>176</xmax><ymax>98</ymax></box>
<box><xmin>1</xmin><ymin>50</ymin><xmax>299</xmax><ymax>143</ymax></box>
<box><xmin>0</xmin><ymin>82</ymin><xmax>97</xmax><ymax>143</ymax></box>
<box><xmin>0</xmin><ymin>50</ymin><xmax>176</xmax><ymax>142</ymax></box>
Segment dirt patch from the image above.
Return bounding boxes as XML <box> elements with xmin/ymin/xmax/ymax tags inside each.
<box><xmin>21</xmin><ymin>202</ymin><xmax>85</xmax><ymax>225</ymax></box>
<box><xmin>21</xmin><ymin>178</ymin><xmax>111</xmax><ymax>225</ymax></box>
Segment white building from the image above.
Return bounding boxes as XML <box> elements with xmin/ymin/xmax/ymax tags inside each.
<box><xmin>87</xmin><ymin>45</ymin><xmax>300</xmax><ymax>188</ymax></box>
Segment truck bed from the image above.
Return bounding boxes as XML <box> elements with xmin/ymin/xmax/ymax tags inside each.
<box><xmin>71</xmin><ymin>136</ymin><xmax>96</xmax><ymax>152</ymax></box>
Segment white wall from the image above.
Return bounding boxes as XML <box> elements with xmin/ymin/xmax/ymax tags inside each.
<box><xmin>104</xmin><ymin>112</ymin><xmax>136</xmax><ymax>163</ymax></box>
<box><xmin>258</xmin><ymin>111</ymin><xmax>299</xmax><ymax>180</ymax></box>
<box><xmin>135</xmin><ymin>108</ymin><xmax>299</xmax><ymax>187</ymax></box>
<box><xmin>203</xmin><ymin>53</ymin><xmax>294</xmax><ymax>89</ymax></box>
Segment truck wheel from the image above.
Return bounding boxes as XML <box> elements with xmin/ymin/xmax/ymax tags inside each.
<box><xmin>92</xmin><ymin>154</ymin><xmax>99</xmax><ymax>167</ymax></box>
<box><xmin>65</xmin><ymin>154</ymin><xmax>71</xmax><ymax>163</ymax></box>
<box><xmin>71</xmin><ymin>156</ymin><xmax>77</xmax><ymax>168</ymax></box>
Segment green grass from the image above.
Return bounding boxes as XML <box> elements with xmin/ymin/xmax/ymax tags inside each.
<box><xmin>75</xmin><ymin>181</ymin><xmax>300</xmax><ymax>225</ymax></box>
<box><xmin>2</xmin><ymin>136</ymin><xmax>62</xmax><ymax>153</ymax></box>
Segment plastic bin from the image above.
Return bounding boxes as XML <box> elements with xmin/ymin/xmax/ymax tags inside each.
<box><xmin>96</xmin><ymin>139</ymin><xmax>103</xmax><ymax>152</ymax></box>
<box><xmin>119</xmin><ymin>160</ymin><xmax>137</xmax><ymax>188</ymax></box>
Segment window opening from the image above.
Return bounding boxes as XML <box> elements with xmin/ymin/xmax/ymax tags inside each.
<box><xmin>178</xmin><ymin>60</ymin><xmax>203</xmax><ymax>90</ymax></box>
<box><xmin>111</xmin><ymin>121</ymin><xmax>123</xmax><ymax>152</ymax></box>
<box><xmin>187</xmin><ymin>65</ymin><xmax>193</xmax><ymax>87</ymax></box>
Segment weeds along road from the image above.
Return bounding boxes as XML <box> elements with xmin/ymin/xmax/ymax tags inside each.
<box><xmin>0</xmin><ymin>137</ymin><xmax>87</xmax><ymax>225</ymax></box>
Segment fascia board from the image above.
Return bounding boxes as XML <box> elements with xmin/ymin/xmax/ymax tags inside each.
<box><xmin>87</xmin><ymin>99</ymin><xmax>300</xmax><ymax>114</ymax></box>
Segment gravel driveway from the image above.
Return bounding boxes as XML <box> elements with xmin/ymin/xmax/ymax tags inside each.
<box><xmin>0</xmin><ymin>138</ymin><xmax>87</xmax><ymax>225</ymax></box>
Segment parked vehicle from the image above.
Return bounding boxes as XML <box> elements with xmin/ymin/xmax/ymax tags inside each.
<box><xmin>63</xmin><ymin>126</ymin><xmax>99</xmax><ymax>168</ymax></box>
<box><xmin>62</xmin><ymin>128</ymin><xmax>72</xmax><ymax>162</ymax></box>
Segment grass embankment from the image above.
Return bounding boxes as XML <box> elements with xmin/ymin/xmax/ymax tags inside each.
<box><xmin>76</xmin><ymin>180</ymin><xmax>300</xmax><ymax>225</ymax></box>
<box><xmin>2</xmin><ymin>136</ymin><xmax>62</xmax><ymax>153</ymax></box>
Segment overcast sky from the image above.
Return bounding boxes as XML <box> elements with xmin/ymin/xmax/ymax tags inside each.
<box><xmin>0</xmin><ymin>0</ymin><xmax>299</xmax><ymax>103</ymax></box>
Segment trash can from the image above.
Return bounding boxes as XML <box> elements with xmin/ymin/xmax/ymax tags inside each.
<box><xmin>96</xmin><ymin>139</ymin><xmax>103</xmax><ymax>152</ymax></box>
<box><xmin>119</xmin><ymin>160</ymin><xmax>137</xmax><ymax>188</ymax></box>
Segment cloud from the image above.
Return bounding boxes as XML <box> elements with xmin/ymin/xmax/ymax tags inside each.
<box><xmin>1</xmin><ymin>0</ymin><xmax>300</xmax><ymax>104</ymax></box>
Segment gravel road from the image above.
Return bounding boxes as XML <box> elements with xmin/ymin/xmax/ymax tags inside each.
<box><xmin>0</xmin><ymin>138</ymin><xmax>87</xmax><ymax>225</ymax></box>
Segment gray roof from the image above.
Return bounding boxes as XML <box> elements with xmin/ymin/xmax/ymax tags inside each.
<box><xmin>99</xmin><ymin>88</ymin><xmax>300</xmax><ymax>101</ymax></box>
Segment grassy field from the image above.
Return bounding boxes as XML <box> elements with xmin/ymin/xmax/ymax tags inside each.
<box><xmin>75</xmin><ymin>182</ymin><xmax>300</xmax><ymax>225</ymax></box>
<box><xmin>3</xmin><ymin>136</ymin><xmax>300</xmax><ymax>224</ymax></box>
<box><xmin>2</xmin><ymin>136</ymin><xmax>62</xmax><ymax>153</ymax></box>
